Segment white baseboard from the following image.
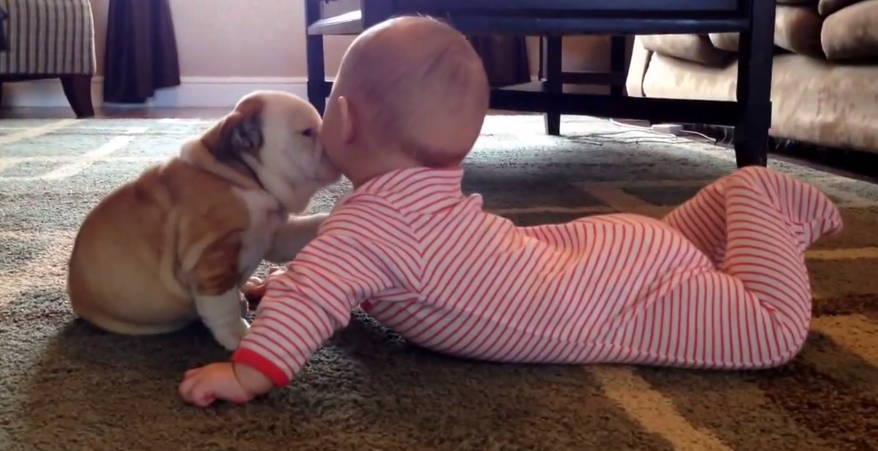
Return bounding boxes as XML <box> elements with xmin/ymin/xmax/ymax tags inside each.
<box><xmin>0</xmin><ymin>76</ymin><xmax>309</xmax><ymax>109</ymax></box>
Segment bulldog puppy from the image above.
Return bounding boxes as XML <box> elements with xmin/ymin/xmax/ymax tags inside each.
<box><xmin>67</xmin><ymin>90</ymin><xmax>340</xmax><ymax>351</ymax></box>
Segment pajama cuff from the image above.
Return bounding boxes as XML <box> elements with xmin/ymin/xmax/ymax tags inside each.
<box><xmin>231</xmin><ymin>348</ymin><xmax>290</xmax><ymax>388</ymax></box>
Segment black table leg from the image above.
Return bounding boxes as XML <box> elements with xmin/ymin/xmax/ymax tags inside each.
<box><xmin>733</xmin><ymin>0</ymin><xmax>776</xmax><ymax>167</ymax></box>
<box><xmin>305</xmin><ymin>0</ymin><xmax>327</xmax><ymax>115</ymax></box>
<box><xmin>610</xmin><ymin>36</ymin><xmax>627</xmax><ymax>97</ymax></box>
<box><xmin>543</xmin><ymin>37</ymin><xmax>563</xmax><ymax>136</ymax></box>
<box><xmin>362</xmin><ymin>0</ymin><xmax>394</xmax><ymax>27</ymax></box>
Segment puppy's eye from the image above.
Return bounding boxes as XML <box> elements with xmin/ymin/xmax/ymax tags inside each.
<box><xmin>302</xmin><ymin>128</ymin><xmax>314</xmax><ymax>137</ymax></box>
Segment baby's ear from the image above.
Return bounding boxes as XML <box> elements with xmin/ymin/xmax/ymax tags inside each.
<box><xmin>337</xmin><ymin>96</ymin><xmax>355</xmax><ymax>144</ymax></box>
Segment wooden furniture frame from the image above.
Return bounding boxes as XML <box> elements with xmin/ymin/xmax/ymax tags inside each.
<box><xmin>0</xmin><ymin>74</ymin><xmax>94</xmax><ymax>118</ymax></box>
<box><xmin>305</xmin><ymin>0</ymin><xmax>776</xmax><ymax>167</ymax></box>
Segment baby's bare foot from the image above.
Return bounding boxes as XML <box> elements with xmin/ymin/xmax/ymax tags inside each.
<box><xmin>241</xmin><ymin>267</ymin><xmax>285</xmax><ymax>308</ymax></box>
<box><xmin>242</xmin><ymin>277</ymin><xmax>265</xmax><ymax>308</ymax></box>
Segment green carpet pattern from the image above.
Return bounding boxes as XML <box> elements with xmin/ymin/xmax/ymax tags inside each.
<box><xmin>1</xmin><ymin>116</ymin><xmax>877</xmax><ymax>451</ymax></box>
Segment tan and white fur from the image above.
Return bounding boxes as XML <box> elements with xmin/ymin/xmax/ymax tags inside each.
<box><xmin>66</xmin><ymin>91</ymin><xmax>340</xmax><ymax>351</ymax></box>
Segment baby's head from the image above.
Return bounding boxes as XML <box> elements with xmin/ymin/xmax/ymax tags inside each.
<box><xmin>320</xmin><ymin>15</ymin><xmax>490</xmax><ymax>187</ymax></box>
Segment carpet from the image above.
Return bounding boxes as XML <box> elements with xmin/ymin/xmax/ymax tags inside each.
<box><xmin>1</xmin><ymin>115</ymin><xmax>877</xmax><ymax>451</ymax></box>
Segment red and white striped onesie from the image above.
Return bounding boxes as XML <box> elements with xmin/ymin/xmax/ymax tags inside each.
<box><xmin>232</xmin><ymin>165</ymin><xmax>842</xmax><ymax>387</ymax></box>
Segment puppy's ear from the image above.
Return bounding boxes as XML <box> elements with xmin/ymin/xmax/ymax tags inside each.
<box><xmin>201</xmin><ymin>99</ymin><xmax>264</xmax><ymax>162</ymax></box>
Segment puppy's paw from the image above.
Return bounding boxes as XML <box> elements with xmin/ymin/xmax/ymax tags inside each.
<box><xmin>239</xmin><ymin>297</ymin><xmax>249</xmax><ymax>318</ymax></box>
<box><xmin>214</xmin><ymin>318</ymin><xmax>250</xmax><ymax>351</ymax></box>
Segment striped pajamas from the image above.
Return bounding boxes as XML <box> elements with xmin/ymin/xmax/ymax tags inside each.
<box><xmin>232</xmin><ymin>166</ymin><xmax>842</xmax><ymax>386</ymax></box>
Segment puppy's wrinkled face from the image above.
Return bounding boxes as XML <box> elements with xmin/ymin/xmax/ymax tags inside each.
<box><xmin>203</xmin><ymin>90</ymin><xmax>341</xmax><ymax>212</ymax></box>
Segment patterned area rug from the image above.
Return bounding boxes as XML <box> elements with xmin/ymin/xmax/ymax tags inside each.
<box><xmin>1</xmin><ymin>116</ymin><xmax>877</xmax><ymax>451</ymax></box>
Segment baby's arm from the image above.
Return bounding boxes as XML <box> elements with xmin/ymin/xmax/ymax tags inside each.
<box><xmin>231</xmin><ymin>210</ymin><xmax>404</xmax><ymax>389</ymax></box>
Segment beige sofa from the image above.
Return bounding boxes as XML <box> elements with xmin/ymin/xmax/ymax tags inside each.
<box><xmin>626</xmin><ymin>0</ymin><xmax>878</xmax><ymax>154</ymax></box>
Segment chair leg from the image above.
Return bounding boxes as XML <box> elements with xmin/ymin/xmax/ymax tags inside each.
<box><xmin>60</xmin><ymin>75</ymin><xmax>95</xmax><ymax>118</ymax></box>
<box><xmin>543</xmin><ymin>37</ymin><xmax>562</xmax><ymax>136</ymax></box>
<box><xmin>733</xmin><ymin>0</ymin><xmax>775</xmax><ymax>167</ymax></box>
<box><xmin>305</xmin><ymin>0</ymin><xmax>327</xmax><ymax>115</ymax></box>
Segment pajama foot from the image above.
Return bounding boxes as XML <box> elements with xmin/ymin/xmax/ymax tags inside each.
<box><xmin>733</xmin><ymin>166</ymin><xmax>842</xmax><ymax>250</ymax></box>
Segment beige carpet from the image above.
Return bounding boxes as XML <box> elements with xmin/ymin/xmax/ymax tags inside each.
<box><xmin>1</xmin><ymin>115</ymin><xmax>877</xmax><ymax>451</ymax></box>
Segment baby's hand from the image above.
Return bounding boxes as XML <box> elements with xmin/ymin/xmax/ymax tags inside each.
<box><xmin>178</xmin><ymin>362</ymin><xmax>273</xmax><ymax>407</ymax></box>
<box><xmin>241</xmin><ymin>267</ymin><xmax>286</xmax><ymax>308</ymax></box>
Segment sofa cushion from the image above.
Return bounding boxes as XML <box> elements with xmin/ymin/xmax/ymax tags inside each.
<box><xmin>708</xmin><ymin>33</ymin><xmax>739</xmax><ymax>52</ymax></box>
<box><xmin>818</xmin><ymin>0</ymin><xmax>865</xmax><ymax>15</ymax></box>
<box><xmin>774</xmin><ymin>5</ymin><xmax>825</xmax><ymax>57</ymax></box>
<box><xmin>822</xmin><ymin>0</ymin><xmax>878</xmax><ymax>60</ymax></box>
<box><xmin>640</xmin><ymin>53</ymin><xmax>878</xmax><ymax>152</ymax></box>
<box><xmin>706</xmin><ymin>6</ymin><xmax>824</xmax><ymax>57</ymax></box>
<box><xmin>639</xmin><ymin>34</ymin><xmax>733</xmax><ymax>67</ymax></box>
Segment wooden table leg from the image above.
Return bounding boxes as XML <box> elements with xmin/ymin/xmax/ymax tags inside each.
<box><xmin>305</xmin><ymin>0</ymin><xmax>327</xmax><ymax>115</ymax></box>
<box><xmin>733</xmin><ymin>0</ymin><xmax>775</xmax><ymax>167</ymax></box>
<box><xmin>543</xmin><ymin>36</ymin><xmax>562</xmax><ymax>136</ymax></box>
<box><xmin>610</xmin><ymin>36</ymin><xmax>627</xmax><ymax>97</ymax></box>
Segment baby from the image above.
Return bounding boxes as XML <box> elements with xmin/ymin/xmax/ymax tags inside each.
<box><xmin>179</xmin><ymin>16</ymin><xmax>843</xmax><ymax>407</ymax></box>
